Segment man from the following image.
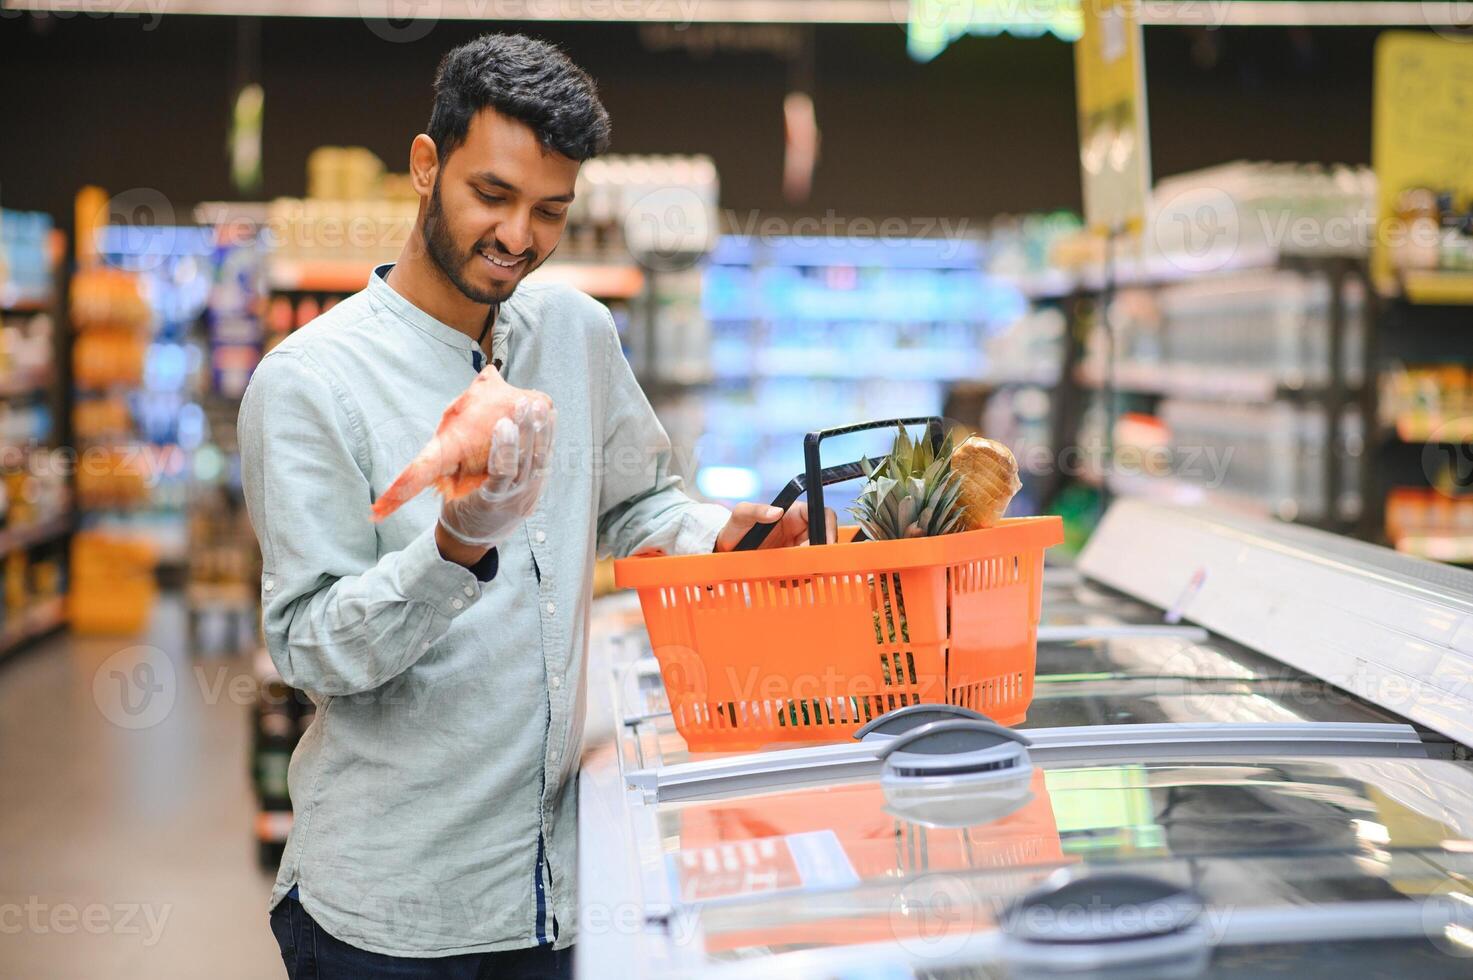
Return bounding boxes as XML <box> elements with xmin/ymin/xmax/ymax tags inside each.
<box><xmin>239</xmin><ymin>34</ymin><xmax>832</xmax><ymax>980</ymax></box>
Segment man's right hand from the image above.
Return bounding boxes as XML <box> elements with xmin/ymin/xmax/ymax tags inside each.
<box><xmin>437</xmin><ymin>397</ymin><xmax>556</xmax><ymax>562</ymax></box>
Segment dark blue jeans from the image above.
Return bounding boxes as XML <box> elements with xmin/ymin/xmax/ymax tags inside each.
<box><xmin>269</xmin><ymin>896</ymin><xmax>573</xmax><ymax>980</ymax></box>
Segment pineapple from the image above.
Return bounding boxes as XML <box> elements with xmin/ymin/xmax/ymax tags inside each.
<box><xmin>849</xmin><ymin>426</ymin><xmax>968</xmax><ymax>540</ymax></box>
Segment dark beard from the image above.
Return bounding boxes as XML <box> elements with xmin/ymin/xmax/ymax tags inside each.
<box><xmin>422</xmin><ymin>178</ymin><xmax>528</xmax><ymax>305</ymax></box>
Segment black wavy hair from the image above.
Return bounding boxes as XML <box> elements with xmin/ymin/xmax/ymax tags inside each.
<box><xmin>427</xmin><ymin>33</ymin><xmax>611</xmax><ymax>163</ymax></box>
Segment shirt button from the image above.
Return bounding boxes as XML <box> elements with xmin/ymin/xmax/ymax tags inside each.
<box><xmin>534</xmin><ymin>530</ymin><xmax>547</xmax><ymax>544</ymax></box>
<box><xmin>422</xmin><ymin>640</ymin><xmax>432</xmax><ymax>651</ymax></box>
<box><xmin>451</xmin><ymin>598</ymin><xmax>464</xmax><ymax>611</ymax></box>
<box><xmin>462</xmin><ymin>584</ymin><xmax>474</xmax><ymax>597</ymax></box>
<box><xmin>545</xmin><ymin>601</ymin><xmax>555</xmax><ymax>615</ymax></box>
<box><xmin>263</xmin><ymin>578</ymin><xmax>274</xmax><ymax>592</ymax></box>
<box><xmin>549</xmin><ymin>749</ymin><xmax>560</xmax><ymax>762</ymax></box>
<box><xmin>549</xmin><ymin>674</ymin><xmax>562</xmax><ymax>690</ymax></box>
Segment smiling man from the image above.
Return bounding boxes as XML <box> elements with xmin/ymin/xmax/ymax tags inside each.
<box><xmin>239</xmin><ymin>34</ymin><xmax>832</xmax><ymax>980</ymax></box>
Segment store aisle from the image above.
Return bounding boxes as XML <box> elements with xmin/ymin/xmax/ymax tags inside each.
<box><xmin>0</xmin><ymin>597</ymin><xmax>282</xmax><ymax>980</ymax></box>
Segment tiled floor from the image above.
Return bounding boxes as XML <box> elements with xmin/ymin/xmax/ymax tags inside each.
<box><xmin>0</xmin><ymin>597</ymin><xmax>283</xmax><ymax>979</ymax></box>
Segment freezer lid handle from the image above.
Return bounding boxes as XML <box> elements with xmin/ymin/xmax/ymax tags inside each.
<box><xmin>1000</xmin><ymin>871</ymin><xmax>1211</xmax><ymax>974</ymax></box>
<box><xmin>853</xmin><ymin>702</ymin><xmax>991</xmax><ymax>741</ymax></box>
<box><xmin>878</xmin><ymin>718</ymin><xmax>1033</xmax><ymax>781</ymax></box>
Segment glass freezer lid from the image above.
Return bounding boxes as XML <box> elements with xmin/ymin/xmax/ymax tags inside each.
<box><xmin>653</xmin><ymin>756</ymin><xmax>1473</xmax><ymax>914</ymax></box>
<box><xmin>1033</xmin><ymin>634</ymin><xmax>1306</xmax><ymax>683</ymax></box>
<box><xmin>625</xmin><ymin>674</ymin><xmax>1406</xmax><ymax>772</ymax></box>
<box><xmin>682</xmin><ymin>848</ymin><xmax>1473</xmax><ymax>966</ymax></box>
<box><xmin>1021</xmin><ymin>677</ymin><xmax>1403</xmax><ymax>729</ymax></box>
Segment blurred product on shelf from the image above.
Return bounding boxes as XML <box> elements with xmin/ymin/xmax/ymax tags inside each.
<box><xmin>567</xmin><ymin>154</ymin><xmax>719</xmax><ymax>263</ymax></box>
<box><xmin>1386</xmin><ymin>488</ymin><xmax>1473</xmax><ymax>563</ymax></box>
<box><xmin>72</xmin><ymin>211</ymin><xmax>212</xmax><ymax>578</ymax></box>
<box><xmin>982</xmin><ymin>306</ymin><xmax>1065</xmax><ymax>386</ymax></box>
<box><xmin>251</xmin><ymin>648</ymin><xmax>316</xmax><ymax>868</ymax></box>
<box><xmin>696</xmin><ymin>235</ymin><xmax>1017</xmax><ymax>511</ymax></box>
<box><xmin>1389</xmin><ymin>189</ymin><xmax>1473</xmax><ymax>274</ymax></box>
<box><xmin>1082</xmin><ymin>398</ymin><xmax>1361</xmax><ymax>524</ymax></box>
<box><xmin>984</xmin><ymin>210</ymin><xmax>1082</xmax><ymax>296</ymax></box>
<box><xmin>0</xmin><ymin>310</ymin><xmax>57</xmax><ymax>393</ymax></box>
<box><xmin>1078</xmin><ymin>269</ymin><xmax>1365</xmax><ymax>396</ymax></box>
<box><xmin>1148</xmin><ymin>161</ymin><xmax>1376</xmax><ymax>266</ymax></box>
<box><xmin>67</xmin><ymin>530</ymin><xmax>156</xmax><ymax>634</ymax></box>
<box><xmin>306</xmin><ymin>146</ymin><xmax>394</xmax><ymax>201</ymax></box>
<box><xmin>1019</xmin><ymin>163</ymin><xmax>1374</xmax><ymax>288</ymax></box>
<box><xmin>69</xmin><ymin>265</ymin><xmax>150</xmax><ymax>332</ymax></box>
<box><xmin>0</xmin><ymin>210</ymin><xmax>56</xmax><ymax>309</ymax></box>
<box><xmin>1383</xmin><ymin>364</ymin><xmax>1473</xmax><ymax>443</ymax></box>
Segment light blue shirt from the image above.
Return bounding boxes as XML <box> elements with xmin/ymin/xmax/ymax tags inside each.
<box><xmin>238</xmin><ymin>265</ymin><xmax>729</xmax><ymax>956</ymax></box>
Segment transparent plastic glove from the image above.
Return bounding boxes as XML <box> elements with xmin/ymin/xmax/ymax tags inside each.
<box><xmin>437</xmin><ymin>397</ymin><xmax>556</xmax><ymax>549</ymax></box>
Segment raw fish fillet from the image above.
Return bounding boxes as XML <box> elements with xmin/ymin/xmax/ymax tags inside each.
<box><xmin>370</xmin><ymin>365</ymin><xmax>553</xmax><ymax>521</ymax></box>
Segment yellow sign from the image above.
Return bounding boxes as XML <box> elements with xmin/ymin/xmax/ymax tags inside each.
<box><xmin>1074</xmin><ymin>0</ymin><xmax>1150</xmax><ymax>235</ymax></box>
<box><xmin>1372</xmin><ymin>32</ymin><xmax>1473</xmax><ymax>295</ymax></box>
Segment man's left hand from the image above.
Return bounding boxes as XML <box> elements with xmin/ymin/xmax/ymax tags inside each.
<box><xmin>714</xmin><ymin>502</ymin><xmax>837</xmax><ymax>552</ymax></box>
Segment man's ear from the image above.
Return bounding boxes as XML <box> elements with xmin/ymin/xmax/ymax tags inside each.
<box><xmin>409</xmin><ymin>134</ymin><xmax>439</xmax><ymax>196</ymax></box>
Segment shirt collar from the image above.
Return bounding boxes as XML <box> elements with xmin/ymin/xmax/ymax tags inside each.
<box><xmin>368</xmin><ymin>263</ymin><xmax>514</xmax><ymax>358</ymax></box>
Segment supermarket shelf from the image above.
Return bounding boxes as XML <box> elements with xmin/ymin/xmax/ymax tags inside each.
<box><xmin>0</xmin><ymin>373</ymin><xmax>56</xmax><ymax>400</ymax></box>
<box><xmin>724</xmin><ymin>348</ymin><xmax>985</xmax><ymax>381</ymax></box>
<box><xmin>979</xmin><ymin>369</ymin><xmax>1060</xmax><ymax>387</ymax></box>
<box><xmin>0</xmin><ymin>513</ymin><xmax>73</xmax><ymax>560</ymax></box>
<box><xmin>0</xmin><ymin>297</ymin><xmax>52</xmax><ymax>313</ymax></box>
<box><xmin>997</xmin><ymin>269</ymin><xmax>1077</xmax><ymax>301</ymax></box>
<box><xmin>268</xmin><ymin>258</ymin><xmax>649</xmax><ymax>299</ymax></box>
<box><xmin>527</xmin><ymin>262</ymin><xmax>646</xmax><ymax>299</ymax></box>
<box><xmin>1393</xmin><ymin>415</ymin><xmax>1473</xmax><ymax>443</ymax></box>
<box><xmin>1075</xmin><ymin>364</ymin><xmax>1351</xmax><ymax>402</ymax></box>
<box><xmin>267</xmin><ymin>259</ymin><xmax>376</xmax><ymax>293</ymax></box>
<box><xmin>186</xmin><ymin>581</ymin><xmax>256</xmax><ymax>611</ymax></box>
<box><xmin>1401</xmin><ymin>270</ymin><xmax>1473</xmax><ymax>306</ymax></box>
<box><xmin>1394</xmin><ymin>534</ymin><xmax>1473</xmax><ymax>564</ymax></box>
<box><xmin>0</xmin><ymin>595</ymin><xmax>67</xmax><ymax>661</ymax></box>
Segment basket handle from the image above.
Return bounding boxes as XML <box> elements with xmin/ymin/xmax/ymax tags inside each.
<box><xmin>735</xmin><ymin>416</ymin><xmax>946</xmax><ymax>550</ymax></box>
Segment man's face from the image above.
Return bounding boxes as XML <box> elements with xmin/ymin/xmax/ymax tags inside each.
<box><xmin>423</xmin><ymin>108</ymin><xmax>580</xmax><ymax>304</ymax></box>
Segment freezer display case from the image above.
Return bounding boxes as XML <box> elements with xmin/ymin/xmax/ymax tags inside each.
<box><xmin>578</xmin><ymin>501</ymin><xmax>1473</xmax><ymax>978</ymax></box>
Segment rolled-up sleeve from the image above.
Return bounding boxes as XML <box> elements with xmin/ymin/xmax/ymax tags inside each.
<box><xmin>594</xmin><ymin>310</ymin><xmax>730</xmax><ymax>559</ymax></box>
<box><xmin>238</xmin><ymin>349</ymin><xmax>487</xmax><ymax>697</ymax></box>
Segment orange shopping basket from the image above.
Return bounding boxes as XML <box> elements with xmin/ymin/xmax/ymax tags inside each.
<box><xmin>614</xmin><ymin>417</ymin><xmax>1064</xmax><ymax>752</ymax></box>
